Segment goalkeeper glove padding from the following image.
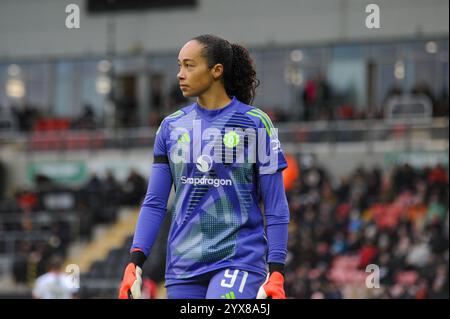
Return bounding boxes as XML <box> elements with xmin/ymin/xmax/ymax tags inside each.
<box><xmin>118</xmin><ymin>249</ymin><xmax>146</xmax><ymax>299</ymax></box>
<box><xmin>257</xmin><ymin>263</ymin><xmax>286</xmax><ymax>299</ymax></box>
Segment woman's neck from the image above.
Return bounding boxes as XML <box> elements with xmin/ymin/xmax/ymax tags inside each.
<box><xmin>197</xmin><ymin>88</ymin><xmax>232</xmax><ymax>110</ymax></box>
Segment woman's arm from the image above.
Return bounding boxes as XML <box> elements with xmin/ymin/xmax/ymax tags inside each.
<box><xmin>259</xmin><ymin>171</ymin><xmax>290</xmax><ymax>270</ymax></box>
<box><xmin>119</xmin><ymin>119</ymin><xmax>172</xmax><ymax>299</ymax></box>
<box><xmin>131</xmin><ymin>162</ymin><xmax>173</xmax><ymax>257</ymax></box>
<box><xmin>256</xmin><ymin>171</ymin><xmax>290</xmax><ymax>299</ymax></box>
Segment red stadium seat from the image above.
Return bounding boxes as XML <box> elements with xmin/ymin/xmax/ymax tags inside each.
<box><xmin>34</xmin><ymin>118</ymin><xmax>71</xmax><ymax>132</ymax></box>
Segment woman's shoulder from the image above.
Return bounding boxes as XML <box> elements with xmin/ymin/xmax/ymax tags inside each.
<box><xmin>161</xmin><ymin>103</ymin><xmax>195</xmax><ymax>124</ymax></box>
<box><xmin>235</xmin><ymin>99</ymin><xmax>271</xmax><ymax>117</ymax></box>
<box><xmin>239</xmin><ymin>103</ymin><xmax>274</xmax><ymax>127</ymax></box>
<box><xmin>236</xmin><ymin>103</ymin><xmax>277</xmax><ymax>137</ymax></box>
<box><xmin>156</xmin><ymin>103</ymin><xmax>196</xmax><ymax>136</ymax></box>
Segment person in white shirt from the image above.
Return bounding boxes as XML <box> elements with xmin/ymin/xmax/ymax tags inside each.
<box><xmin>32</xmin><ymin>255</ymin><xmax>79</xmax><ymax>299</ymax></box>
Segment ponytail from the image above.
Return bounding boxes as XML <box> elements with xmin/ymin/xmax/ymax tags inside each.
<box><xmin>227</xmin><ymin>43</ymin><xmax>260</xmax><ymax>105</ymax></box>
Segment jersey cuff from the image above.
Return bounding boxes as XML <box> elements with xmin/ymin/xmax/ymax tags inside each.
<box><xmin>268</xmin><ymin>262</ymin><xmax>285</xmax><ymax>276</ymax></box>
<box><xmin>154</xmin><ymin>155</ymin><xmax>169</xmax><ymax>164</ymax></box>
<box><xmin>130</xmin><ymin>249</ymin><xmax>147</xmax><ymax>267</ymax></box>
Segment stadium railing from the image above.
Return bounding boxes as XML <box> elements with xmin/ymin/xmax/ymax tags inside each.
<box><xmin>0</xmin><ymin>117</ymin><xmax>447</xmax><ymax>152</ymax></box>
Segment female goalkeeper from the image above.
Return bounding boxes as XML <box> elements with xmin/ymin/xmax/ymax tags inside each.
<box><xmin>119</xmin><ymin>34</ymin><xmax>290</xmax><ymax>299</ymax></box>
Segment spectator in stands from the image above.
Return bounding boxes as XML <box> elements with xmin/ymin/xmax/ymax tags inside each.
<box><xmin>301</xmin><ymin>77</ymin><xmax>317</xmax><ymax>121</ymax></box>
<box><xmin>72</xmin><ymin>103</ymin><xmax>97</xmax><ymax>130</ymax></box>
<box><xmin>34</xmin><ymin>174</ymin><xmax>55</xmax><ymax>192</ymax></box>
<box><xmin>0</xmin><ymin>104</ymin><xmax>18</xmax><ymax>131</ymax></box>
<box><xmin>103</xmin><ymin>170</ymin><xmax>123</xmax><ymax>207</ymax></box>
<box><xmin>149</xmin><ymin>74</ymin><xmax>165</xmax><ymax>127</ymax></box>
<box><xmin>0</xmin><ymin>161</ymin><xmax>7</xmax><ymax>201</ymax></box>
<box><xmin>425</xmin><ymin>193</ymin><xmax>447</xmax><ymax>226</ymax></box>
<box><xmin>393</xmin><ymin>164</ymin><xmax>416</xmax><ymax>195</ymax></box>
<box><xmin>434</xmin><ymin>88</ymin><xmax>449</xmax><ymax>117</ymax></box>
<box><xmin>14</xmin><ymin>188</ymin><xmax>38</xmax><ymax>214</ymax></box>
<box><xmin>49</xmin><ymin>222</ymin><xmax>70</xmax><ymax>257</ymax></box>
<box><xmin>12</xmin><ymin>239</ymin><xmax>54</xmax><ymax>287</ymax></box>
<box><xmin>83</xmin><ymin>174</ymin><xmax>105</xmax><ymax>224</ymax></box>
<box><xmin>11</xmin><ymin>103</ymin><xmax>40</xmax><ymax>131</ymax></box>
<box><xmin>33</xmin><ymin>241</ymin><xmax>54</xmax><ymax>279</ymax></box>
<box><xmin>315</xmin><ymin>74</ymin><xmax>333</xmax><ymax>120</ymax></box>
<box><xmin>324</xmin><ymin>282</ymin><xmax>343</xmax><ymax>299</ymax></box>
<box><xmin>427</xmin><ymin>164</ymin><xmax>448</xmax><ymax>200</ymax></box>
<box><xmin>12</xmin><ymin>240</ymin><xmax>32</xmax><ymax>285</ymax></box>
<box><xmin>122</xmin><ymin>169</ymin><xmax>147</xmax><ymax>206</ymax></box>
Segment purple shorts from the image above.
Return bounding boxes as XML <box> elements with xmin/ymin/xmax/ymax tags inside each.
<box><xmin>166</xmin><ymin>267</ymin><xmax>267</xmax><ymax>299</ymax></box>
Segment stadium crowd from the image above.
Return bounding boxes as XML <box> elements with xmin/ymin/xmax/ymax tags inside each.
<box><xmin>283</xmin><ymin>161</ymin><xmax>448</xmax><ymax>299</ymax></box>
<box><xmin>1</xmin><ymin>155</ymin><xmax>448</xmax><ymax>299</ymax></box>
<box><xmin>0</xmin><ymin>169</ymin><xmax>147</xmax><ymax>287</ymax></box>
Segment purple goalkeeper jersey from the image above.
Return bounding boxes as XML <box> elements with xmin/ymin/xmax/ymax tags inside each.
<box><xmin>132</xmin><ymin>96</ymin><xmax>290</xmax><ymax>284</ymax></box>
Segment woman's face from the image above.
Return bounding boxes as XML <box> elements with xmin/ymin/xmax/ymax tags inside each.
<box><xmin>177</xmin><ymin>40</ymin><xmax>220</xmax><ymax>97</ymax></box>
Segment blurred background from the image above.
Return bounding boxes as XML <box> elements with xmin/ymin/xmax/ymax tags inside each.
<box><xmin>0</xmin><ymin>0</ymin><xmax>448</xmax><ymax>299</ymax></box>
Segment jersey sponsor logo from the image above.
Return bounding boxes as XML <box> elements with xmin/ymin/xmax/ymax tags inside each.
<box><xmin>181</xmin><ymin>155</ymin><xmax>233</xmax><ymax>187</ymax></box>
<box><xmin>196</xmin><ymin>154</ymin><xmax>212</xmax><ymax>172</ymax></box>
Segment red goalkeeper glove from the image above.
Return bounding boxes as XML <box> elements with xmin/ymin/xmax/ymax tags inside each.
<box><xmin>118</xmin><ymin>250</ymin><xmax>146</xmax><ymax>299</ymax></box>
<box><xmin>257</xmin><ymin>263</ymin><xmax>286</xmax><ymax>299</ymax></box>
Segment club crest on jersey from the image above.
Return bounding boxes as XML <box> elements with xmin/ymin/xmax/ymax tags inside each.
<box><xmin>223</xmin><ymin>131</ymin><xmax>240</xmax><ymax>148</ymax></box>
<box><xmin>196</xmin><ymin>154</ymin><xmax>213</xmax><ymax>172</ymax></box>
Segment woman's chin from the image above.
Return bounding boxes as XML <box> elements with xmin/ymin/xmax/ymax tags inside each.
<box><xmin>182</xmin><ymin>91</ymin><xmax>194</xmax><ymax>98</ymax></box>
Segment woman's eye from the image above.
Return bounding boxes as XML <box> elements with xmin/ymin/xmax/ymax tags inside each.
<box><xmin>177</xmin><ymin>64</ymin><xmax>194</xmax><ymax>70</ymax></box>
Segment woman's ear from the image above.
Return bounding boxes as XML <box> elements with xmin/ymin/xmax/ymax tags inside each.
<box><xmin>211</xmin><ymin>63</ymin><xmax>224</xmax><ymax>81</ymax></box>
